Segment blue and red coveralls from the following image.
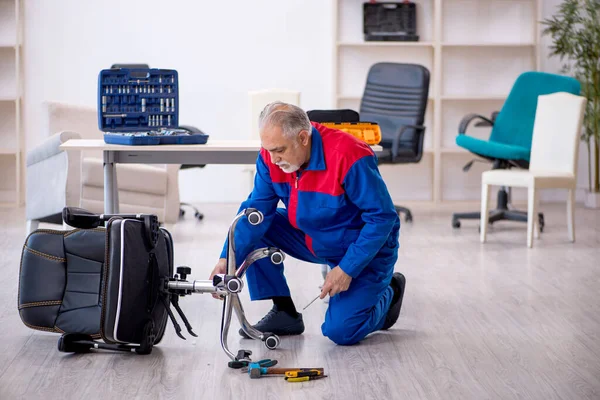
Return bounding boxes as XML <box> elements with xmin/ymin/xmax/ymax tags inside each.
<box><xmin>220</xmin><ymin>122</ymin><xmax>400</xmax><ymax>345</ymax></box>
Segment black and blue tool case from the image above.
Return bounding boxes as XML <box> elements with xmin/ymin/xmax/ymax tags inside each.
<box><xmin>98</xmin><ymin>68</ymin><xmax>208</xmax><ymax>145</ymax></box>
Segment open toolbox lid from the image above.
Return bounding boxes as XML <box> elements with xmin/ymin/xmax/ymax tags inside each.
<box><xmin>97</xmin><ymin>68</ymin><xmax>208</xmax><ymax>145</ymax></box>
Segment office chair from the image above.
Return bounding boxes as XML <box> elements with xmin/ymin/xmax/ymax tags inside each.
<box><xmin>309</xmin><ymin>63</ymin><xmax>429</xmax><ymax>222</ymax></box>
<box><xmin>452</xmin><ymin>71</ymin><xmax>582</xmax><ymax>230</ymax></box>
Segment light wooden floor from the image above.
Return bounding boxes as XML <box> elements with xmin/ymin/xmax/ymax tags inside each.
<box><xmin>1</xmin><ymin>202</ymin><xmax>599</xmax><ymax>400</ymax></box>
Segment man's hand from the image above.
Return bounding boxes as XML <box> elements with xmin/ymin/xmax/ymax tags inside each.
<box><xmin>209</xmin><ymin>258</ymin><xmax>227</xmax><ymax>300</ymax></box>
<box><xmin>320</xmin><ymin>266</ymin><xmax>352</xmax><ymax>299</ymax></box>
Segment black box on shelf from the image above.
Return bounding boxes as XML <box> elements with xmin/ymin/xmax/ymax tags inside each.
<box><xmin>363</xmin><ymin>2</ymin><xmax>419</xmax><ymax>42</ymax></box>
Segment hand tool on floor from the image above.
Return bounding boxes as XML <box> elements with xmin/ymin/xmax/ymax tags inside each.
<box><xmin>286</xmin><ymin>375</ymin><xmax>328</xmax><ymax>383</ymax></box>
<box><xmin>236</xmin><ymin>359</ymin><xmax>277</xmax><ymax>372</ymax></box>
<box><xmin>285</xmin><ymin>370</ymin><xmax>323</xmax><ymax>378</ymax></box>
<box><xmin>246</xmin><ymin>363</ymin><xmax>324</xmax><ymax>379</ymax></box>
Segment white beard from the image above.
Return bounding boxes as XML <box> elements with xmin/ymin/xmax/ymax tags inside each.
<box><xmin>277</xmin><ymin>163</ymin><xmax>301</xmax><ymax>173</ymax></box>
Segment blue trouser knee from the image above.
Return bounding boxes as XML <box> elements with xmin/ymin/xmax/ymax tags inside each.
<box><xmin>233</xmin><ymin>208</ymin><xmax>395</xmax><ymax>345</ymax></box>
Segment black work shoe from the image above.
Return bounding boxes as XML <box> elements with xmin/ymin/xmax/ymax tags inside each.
<box><xmin>381</xmin><ymin>272</ymin><xmax>406</xmax><ymax>330</ymax></box>
<box><xmin>239</xmin><ymin>306</ymin><xmax>305</xmax><ymax>339</ymax></box>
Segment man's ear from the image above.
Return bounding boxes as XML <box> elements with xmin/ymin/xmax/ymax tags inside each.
<box><xmin>299</xmin><ymin>130</ymin><xmax>310</xmax><ymax>146</ymax></box>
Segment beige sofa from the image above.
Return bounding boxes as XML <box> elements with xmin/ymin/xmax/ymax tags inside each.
<box><xmin>25</xmin><ymin>101</ymin><xmax>180</xmax><ymax>232</ymax></box>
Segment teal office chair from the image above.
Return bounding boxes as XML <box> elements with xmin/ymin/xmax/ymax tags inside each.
<box><xmin>451</xmin><ymin>71</ymin><xmax>581</xmax><ymax>230</ymax></box>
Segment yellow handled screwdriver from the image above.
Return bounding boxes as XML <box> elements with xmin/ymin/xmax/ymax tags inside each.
<box><xmin>286</xmin><ymin>375</ymin><xmax>328</xmax><ymax>383</ymax></box>
<box><xmin>285</xmin><ymin>370</ymin><xmax>323</xmax><ymax>378</ymax></box>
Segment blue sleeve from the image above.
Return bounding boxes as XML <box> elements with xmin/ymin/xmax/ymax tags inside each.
<box><xmin>219</xmin><ymin>153</ymin><xmax>280</xmax><ymax>264</ymax></box>
<box><xmin>338</xmin><ymin>155</ymin><xmax>399</xmax><ymax>278</ymax></box>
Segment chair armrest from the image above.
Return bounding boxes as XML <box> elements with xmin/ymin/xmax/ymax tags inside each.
<box><xmin>474</xmin><ymin>111</ymin><xmax>500</xmax><ymax>127</ymax></box>
<box><xmin>27</xmin><ymin>131</ymin><xmax>81</xmax><ymax>166</ymax></box>
<box><xmin>458</xmin><ymin>114</ymin><xmax>494</xmax><ymax>134</ymax></box>
<box><xmin>392</xmin><ymin>124</ymin><xmax>426</xmax><ymax>159</ymax></box>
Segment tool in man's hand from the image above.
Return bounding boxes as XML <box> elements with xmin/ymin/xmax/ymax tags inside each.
<box><xmin>303</xmin><ymin>294</ymin><xmax>320</xmax><ymax>310</ymax></box>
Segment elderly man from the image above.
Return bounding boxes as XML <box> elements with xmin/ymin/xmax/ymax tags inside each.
<box><xmin>209</xmin><ymin>102</ymin><xmax>405</xmax><ymax>345</ymax></box>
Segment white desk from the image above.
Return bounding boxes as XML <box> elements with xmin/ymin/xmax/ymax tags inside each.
<box><xmin>60</xmin><ymin>139</ymin><xmax>383</xmax><ymax>215</ymax></box>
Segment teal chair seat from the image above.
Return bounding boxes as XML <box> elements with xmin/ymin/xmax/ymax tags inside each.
<box><xmin>452</xmin><ymin>71</ymin><xmax>581</xmax><ymax>230</ymax></box>
<box><xmin>455</xmin><ymin>135</ymin><xmax>531</xmax><ymax>162</ymax></box>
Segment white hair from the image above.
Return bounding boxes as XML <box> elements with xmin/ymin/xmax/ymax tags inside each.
<box><xmin>258</xmin><ymin>101</ymin><xmax>312</xmax><ymax>139</ymax></box>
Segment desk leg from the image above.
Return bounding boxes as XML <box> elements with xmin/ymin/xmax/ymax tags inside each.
<box><xmin>112</xmin><ymin>160</ymin><xmax>120</xmax><ymax>213</ymax></box>
<box><xmin>103</xmin><ymin>151</ymin><xmax>117</xmax><ymax>214</ymax></box>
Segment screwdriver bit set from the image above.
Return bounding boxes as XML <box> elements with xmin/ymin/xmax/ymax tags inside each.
<box><xmin>97</xmin><ymin>68</ymin><xmax>208</xmax><ymax>145</ymax></box>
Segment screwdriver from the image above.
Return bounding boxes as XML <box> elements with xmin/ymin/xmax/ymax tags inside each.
<box><xmin>285</xmin><ymin>375</ymin><xmax>328</xmax><ymax>382</ymax></box>
<box><xmin>303</xmin><ymin>294</ymin><xmax>321</xmax><ymax>310</ymax></box>
<box><xmin>285</xmin><ymin>370</ymin><xmax>323</xmax><ymax>378</ymax></box>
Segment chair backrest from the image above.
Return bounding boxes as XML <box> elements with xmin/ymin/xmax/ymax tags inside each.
<box><xmin>46</xmin><ymin>101</ymin><xmax>102</xmax><ymax>141</ymax></box>
<box><xmin>491</xmin><ymin>71</ymin><xmax>581</xmax><ymax>150</ymax></box>
<box><xmin>358</xmin><ymin>63</ymin><xmax>430</xmax><ymax>161</ymax></box>
<box><xmin>529</xmin><ymin>92</ymin><xmax>587</xmax><ymax>175</ymax></box>
<box><xmin>248</xmin><ymin>89</ymin><xmax>301</xmax><ymax>139</ymax></box>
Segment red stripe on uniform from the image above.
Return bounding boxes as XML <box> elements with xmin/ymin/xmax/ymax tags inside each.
<box><xmin>261</xmin><ymin>149</ymin><xmax>291</xmax><ymax>184</ymax></box>
<box><xmin>288</xmin><ymin>171</ymin><xmax>299</xmax><ymax>228</ymax></box>
<box><xmin>305</xmin><ymin>234</ymin><xmax>315</xmax><ymax>256</ymax></box>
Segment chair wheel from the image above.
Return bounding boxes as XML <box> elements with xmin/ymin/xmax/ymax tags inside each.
<box><xmin>195</xmin><ymin>212</ymin><xmax>204</xmax><ymax>220</ymax></box>
<box><xmin>405</xmin><ymin>213</ymin><xmax>413</xmax><ymax>223</ymax></box>
<box><xmin>452</xmin><ymin>219</ymin><xmax>461</xmax><ymax>229</ymax></box>
<box><xmin>538</xmin><ymin>214</ymin><xmax>545</xmax><ymax>232</ymax></box>
<box><xmin>264</xmin><ymin>335</ymin><xmax>280</xmax><ymax>350</ymax></box>
<box><xmin>179</xmin><ymin>209</ymin><xmax>185</xmax><ymax>217</ymax></box>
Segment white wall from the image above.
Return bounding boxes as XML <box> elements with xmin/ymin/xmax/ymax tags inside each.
<box><xmin>22</xmin><ymin>0</ymin><xmax>590</xmax><ymax>205</ymax></box>
<box><xmin>23</xmin><ymin>0</ymin><xmax>334</xmax><ymax>204</ymax></box>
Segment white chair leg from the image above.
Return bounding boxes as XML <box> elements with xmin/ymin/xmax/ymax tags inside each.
<box><xmin>26</xmin><ymin>219</ymin><xmax>39</xmax><ymax>234</ymax></box>
<box><xmin>480</xmin><ymin>183</ymin><xmax>491</xmax><ymax>243</ymax></box>
<box><xmin>527</xmin><ymin>186</ymin><xmax>537</xmax><ymax>248</ymax></box>
<box><xmin>567</xmin><ymin>188</ymin><xmax>575</xmax><ymax>242</ymax></box>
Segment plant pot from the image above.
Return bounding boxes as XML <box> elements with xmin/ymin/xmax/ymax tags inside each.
<box><xmin>584</xmin><ymin>191</ymin><xmax>600</xmax><ymax>209</ymax></box>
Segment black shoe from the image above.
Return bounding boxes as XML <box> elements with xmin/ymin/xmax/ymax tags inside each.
<box><xmin>381</xmin><ymin>272</ymin><xmax>406</xmax><ymax>330</ymax></box>
<box><xmin>239</xmin><ymin>306</ymin><xmax>305</xmax><ymax>338</ymax></box>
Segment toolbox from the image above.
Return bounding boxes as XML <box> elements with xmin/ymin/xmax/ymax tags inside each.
<box><xmin>321</xmin><ymin>122</ymin><xmax>381</xmax><ymax>145</ymax></box>
<box><xmin>363</xmin><ymin>1</ymin><xmax>419</xmax><ymax>42</ymax></box>
<box><xmin>98</xmin><ymin>68</ymin><xmax>209</xmax><ymax>145</ymax></box>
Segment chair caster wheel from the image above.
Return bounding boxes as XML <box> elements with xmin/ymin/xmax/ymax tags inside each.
<box><xmin>452</xmin><ymin>219</ymin><xmax>461</xmax><ymax>228</ymax></box>
<box><xmin>405</xmin><ymin>213</ymin><xmax>413</xmax><ymax>223</ymax></box>
<box><xmin>179</xmin><ymin>209</ymin><xmax>185</xmax><ymax>217</ymax></box>
<box><xmin>538</xmin><ymin>213</ymin><xmax>544</xmax><ymax>232</ymax></box>
<box><xmin>195</xmin><ymin>212</ymin><xmax>204</xmax><ymax>221</ymax></box>
<box><xmin>264</xmin><ymin>335</ymin><xmax>280</xmax><ymax>350</ymax></box>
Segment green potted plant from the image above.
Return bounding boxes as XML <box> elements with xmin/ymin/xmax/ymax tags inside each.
<box><xmin>541</xmin><ymin>0</ymin><xmax>600</xmax><ymax>208</ymax></box>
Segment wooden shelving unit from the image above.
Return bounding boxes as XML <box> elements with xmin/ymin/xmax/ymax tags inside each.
<box><xmin>0</xmin><ymin>0</ymin><xmax>22</xmax><ymax>207</ymax></box>
<box><xmin>332</xmin><ymin>0</ymin><xmax>541</xmax><ymax>205</ymax></box>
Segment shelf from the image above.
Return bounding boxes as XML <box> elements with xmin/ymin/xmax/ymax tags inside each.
<box><xmin>442</xmin><ymin>43</ymin><xmax>535</xmax><ymax>48</ymax></box>
<box><xmin>0</xmin><ymin>148</ymin><xmax>17</xmax><ymax>155</ymax></box>
<box><xmin>334</xmin><ymin>0</ymin><xmax>540</xmax><ymax>205</ymax></box>
<box><xmin>337</xmin><ymin>94</ymin><xmax>435</xmax><ymax>102</ymax></box>
<box><xmin>441</xmin><ymin>148</ymin><xmax>467</xmax><ymax>154</ymax></box>
<box><xmin>338</xmin><ymin>41</ymin><xmax>434</xmax><ymax>47</ymax></box>
<box><xmin>442</xmin><ymin>95</ymin><xmax>506</xmax><ymax>101</ymax></box>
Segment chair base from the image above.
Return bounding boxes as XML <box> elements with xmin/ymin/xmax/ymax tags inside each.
<box><xmin>179</xmin><ymin>202</ymin><xmax>204</xmax><ymax>221</ymax></box>
<box><xmin>394</xmin><ymin>205</ymin><xmax>413</xmax><ymax>222</ymax></box>
<box><xmin>451</xmin><ymin>187</ymin><xmax>544</xmax><ymax>231</ymax></box>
